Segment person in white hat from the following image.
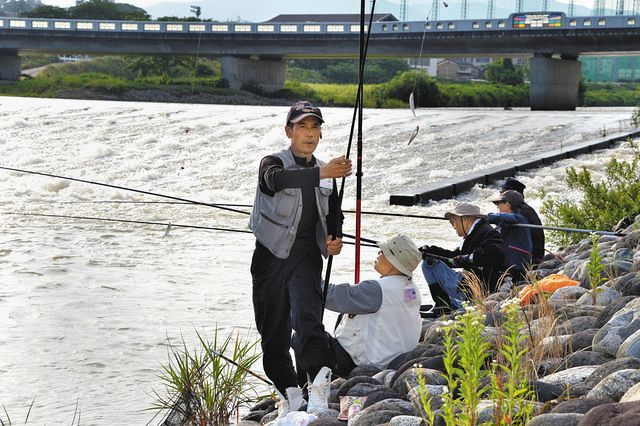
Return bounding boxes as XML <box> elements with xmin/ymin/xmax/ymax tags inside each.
<box><xmin>420</xmin><ymin>202</ymin><xmax>505</xmax><ymax>313</ymax></box>
<box><xmin>290</xmin><ymin>234</ymin><xmax>423</xmax><ymax>413</ymax></box>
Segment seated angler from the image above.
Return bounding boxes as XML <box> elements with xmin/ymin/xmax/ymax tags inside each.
<box><xmin>499</xmin><ymin>178</ymin><xmax>545</xmax><ymax>266</ymax></box>
<box><xmin>486</xmin><ymin>190</ymin><xmax>533</xmax><ymax>283</ymax></box>
<box><xmin>420</xmin><ymin>203</ymin><xmax>505</xmax><ymax>313</ymax></box>
<box><xmin>292</xmin><ymin>234</ymin><xmax>423</xmax><ymax>411</ymax></box>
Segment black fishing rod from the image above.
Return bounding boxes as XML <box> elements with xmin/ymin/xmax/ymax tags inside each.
<box><xmin>0</xmin><ymin>166</ymin><xmax>250</xmax><ymax>216</ymax></box>
<box><xmin>321</xmin><ymin>0</ymin><xmax>377</xmax><ymax>321</ymax></box>
<box><xmin>6</xmin><ymin>212</ymin><xmax>379</xmax><ymax>247</ymax></box>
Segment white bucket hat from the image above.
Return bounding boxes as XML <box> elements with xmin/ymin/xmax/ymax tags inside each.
<box><xmin>378</xmin><ymin>234</ymin><xmax>421</xmax><ymax>277</ymax></box>
<box><xmin>444</xmin><ymin>202</ymin><xmax>486</xmax><ymax>220</ymax></box>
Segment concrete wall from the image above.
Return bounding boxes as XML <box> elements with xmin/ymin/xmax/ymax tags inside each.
<box><xmin>220</xmin><ymin>56</ymin><xmax>285</xmax><ymax>92</ymax></box>
<box><xmin>530</xmin><ymin>56</ymin><xmax>581</xmax><ymax>111</ymax></box>
<box><xmin>0</xmin><ymin>51</ymin><xmax>20</xmax><ymax>81</ymax></box>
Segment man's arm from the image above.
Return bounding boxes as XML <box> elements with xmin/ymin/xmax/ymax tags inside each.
<box><xmin>259</xmin><ymin>156</ymin><xmax>319</xmax><ymax>195</ymax></box>
<box><xmin>324</xmin><ymin>279</ymin><xmax>383</xmax><ymax>315</ymax></box>
<box><xmin>487</xmin><ymin>212</ymin><xmax>524</xmax><ymax>225</ymax></box>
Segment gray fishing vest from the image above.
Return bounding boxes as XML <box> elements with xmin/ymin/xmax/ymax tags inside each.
<box><xmin>249</xmin><ymin>149</ymin><xmax>332</xmax><ymax>259</ymax></box>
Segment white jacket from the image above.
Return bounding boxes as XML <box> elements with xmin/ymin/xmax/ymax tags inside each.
<box><xmin>326</xmin><ymin>275</ymin><xmax>422</xmax><ymax>368</ymax></box>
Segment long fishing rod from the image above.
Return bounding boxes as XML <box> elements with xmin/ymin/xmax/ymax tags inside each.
<box><xmin>321</xmin><ymin>0</ymin><xmax>377</xmax><ymax>320</ymax></box>
<box><xmin>0</xmin><ymin>166</ymin><xmax>250</xmax><ymax>216</ymax></box>
<box><xmin>511</xmin><ymin>223</ymin><xmax>626</xmax><ymax>237</ymax></box>
<box><xmin>6</xmin><ymin>211</ymin><xmax>379</xmax><ymax>247</ymax></box>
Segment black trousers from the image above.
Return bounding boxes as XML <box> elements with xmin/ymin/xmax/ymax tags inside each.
<box><xmin>251</xmin><ymin>240</ymin><xmax>334</xmax><ymax>395</ymax></box>
<box><xmin>291</xmin><ymin>331</ymin><xmax>356</xmax><ymax>387</ymax></box>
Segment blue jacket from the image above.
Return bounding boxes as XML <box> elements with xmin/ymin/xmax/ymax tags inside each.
<box><xmin>487</xmin><ymin>211</ymin><xmax>533</xmax><ymax>274</ymax></box>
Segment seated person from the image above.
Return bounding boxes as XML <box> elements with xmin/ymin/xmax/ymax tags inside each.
<box><xmin>486</xmin><ymin>190</ymin><xmax>533</xmax><ymax>283</ymax></box>
<box><xmin>420</xmin><ymin>203</ymin><xmax>505</xmax><ymax>311</ymax></box>
<box><xmin>500</xmin><ymin>178</ymin><xmax>545</xmax><ymax>266</ymax></box>
<box><xmin>294</xmin><ymin>234</ymin><xmax>423</xmax><ymax>386</ymax></box>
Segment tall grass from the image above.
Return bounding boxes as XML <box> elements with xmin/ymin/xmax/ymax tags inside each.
<box><xmin>151</xmin><ymin>329</ymin><xmax>262</xmax><ymax>425</ymax></box>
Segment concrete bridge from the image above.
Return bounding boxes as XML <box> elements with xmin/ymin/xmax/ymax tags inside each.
<box><xmin>1</xmin><ymin>12</ymin><xmax>640</xmax><ymax>109</ymax></box>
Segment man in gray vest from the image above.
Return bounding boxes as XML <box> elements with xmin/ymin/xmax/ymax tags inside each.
<box><xmin>249</xmin><ymin>101</ymin><xmax>352</xmax><ymax>416</ymax></box>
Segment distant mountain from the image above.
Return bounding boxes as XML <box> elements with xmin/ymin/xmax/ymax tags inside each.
<box><xmin>144</xmin><ymin>0</ymin><xmax>593</xmax><ymax>22</ymax></box>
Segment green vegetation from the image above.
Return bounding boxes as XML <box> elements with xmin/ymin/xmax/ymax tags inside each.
<box><xmin>22</xmin><ymin>0</ymin><xmax>150</xmax><ymax>20</ymax></box>
<box><xmin>541</xmin><ymin>138</ymin><xmax>640</xmax><ymax>245</ymax></box>
<box><xmin>484</xmin><ymin>58</ymin><xmax>525</xmax><ymax>86</ymax></box>
<box><xmin>287</xmin><ymin>59</ymin><xmax>409</xmax><ymax>84</ymax></box>
<box><xmin>582</xmin><ymin>82</ymin><xmax>640</xmax><ymax>106</ymax></box>
<box><xmin>587</xmin><ymin>235</ymin><xmax>606</xmax><ymax>304</ymax></box>
<box><xmin>151</xmin><ymin>329</ymin><xmax>261</xmax><ymax>425</ymax></box>
<box><xmin>19</xmin><ymin>53</ymin><xmax>61</xmax><ymax>71</ymax></box>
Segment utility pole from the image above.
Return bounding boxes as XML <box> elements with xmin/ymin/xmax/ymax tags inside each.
<box><xmin>568</xmin><ymin>0</ymin><xmax>575</xmax><ymax>16</ymax></box>
<box><xmin>542</xmin><ymin>0</ymin><xmax>549</xmax><ymax>11</ymax></box>
<box><xmin>400</xmin><ymin>0</ymin><xmax>407</xmax><ymax>21</ymax></box>
<box><xmin>516</xmin><ymin>0</ymin><xmax>524</xmax><ymax>13</ymax></box>
<box><xmin>432</xmin><ymin>0</ymin><xmax>440</xmax><ymax>20</ymax></box>
<box><xmin>616</xmin><ymin>0</ymin><xmax>626</xmax><ymax>14</ymax></box>
<box><xmin>487</xmin><ymin>0</ymin><xmax>494</xmax><ymax>18</ymax></box>
<box><xmin>461</xmin><ymin>0</ymin><xmax>468</xmax><ymax>19</ymax></box>
<box><xmin>593</xmin><ymin>0</ymin><xmax>605</xmax><ymax>14</ymax></box>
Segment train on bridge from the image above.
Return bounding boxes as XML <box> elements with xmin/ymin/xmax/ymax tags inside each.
<box><xmin>0</xmin><ymin>12</ymin><xmax>637</xmax><ymax>35</ymax></box>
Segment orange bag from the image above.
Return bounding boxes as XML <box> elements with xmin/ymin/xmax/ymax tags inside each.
<box><xmin>518</xmin><ymin>274</ymin><xmax>579</xmax><ymax>306</ymax></box>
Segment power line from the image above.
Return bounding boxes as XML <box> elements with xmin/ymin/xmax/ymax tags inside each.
<box><xmin>487</xmin><ymin>0</ymin><xmax>495</xmax><ymax>19</ymax></box>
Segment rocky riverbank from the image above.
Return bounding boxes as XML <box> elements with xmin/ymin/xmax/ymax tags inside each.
<box><xmin>239</xmin><ymin>215</ymin><xmax>640</xmax><ymax>425</ymax></box>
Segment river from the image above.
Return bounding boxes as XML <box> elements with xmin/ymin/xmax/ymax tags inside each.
<box><xmin>0</xmin><ymin>96</ymin><xmax>636</xmax><ymax>424</ymax></box>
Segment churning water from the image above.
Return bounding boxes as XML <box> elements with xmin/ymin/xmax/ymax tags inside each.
<box><xmin>0</xmin><ymin>96</ymin><xmax>636</xmax><ymax>424</ymax></box>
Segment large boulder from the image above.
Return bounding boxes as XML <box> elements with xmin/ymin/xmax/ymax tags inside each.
<box><xmin>527</xmin><ymin>413</ymin><xmax>584</xmax><ymax>426</ymax></box>
<box><xmin>361</xmin><ymin>388</ymin><xmax>400</xmax><ymax>408</ymax></box>
<box><xmin>557</xmin><ymin>316</ymin><xmax>598</xmax><ymax>334</ymax></box>
<box><xmin>335</xmin><ymin>376</ymin><xmax>381</xmax><ymax>400</ymax></box>
<box><xmin>349</xmin><ymin>364</ymin><xmax>383</xmax><ymax>378</ymax></box>
<box><xmin>550</xmin><ymin>398</ymin><xmax>611</xmax><ymax>414</ymax></box>
<box><xmin>539</xmin><ymin>366</ymin><xmax>599</xmax><ymax>389</ymax></box>
<box><xmin>577</xmin><ymin>401</ymin><xmax>640</xmax><ymax>426</ymax></box>
<box><xmin>548</xmin><ymin>286</ymin><xmax>588</xmax><ymax>308</ymax></box>
<box><xmin>596</xmin><ymin>296</ymin><xmax>637</xmax><ymax>327</ymax></box>
<box><xmin>621</xmin><ymin>382</ymin><xmax>640</xmax><ymax>403</ymax></box>
<box><xmin>584</xmin><ymin>357</ymin><xmax>640</xmax><ymax>388</ymax></box>
<box><xmin>533</xmin><ymin>380</ymin><xmax>563</xmax><ymax>402</ymax></box>
<box><xmin>586</xmin><ymin>369</ymin><xmax>640</xmax><ymax>402</ymax></box>
<box><xmin>609</xmin><ymin>272</ymin><xmax>640</xmax><ymax>297</ymax></box>
<box><xmin>575</xmin><ymin>287</ymin><xmax>622</xmax><ymax>306</ymax></box>
<box><xmin>389</xmin><ymin>416</ymin><xmax>425</xmax><ymax>426</ymax></box>
<box><xmin>617</xmin><ymin>328</ymin><xmax>640</xmax><ymax>358</ymax></box>
<box><xmin>391</xmin><ymin>368</ymin><xmax>446</xmax><ymax>398</ymax></box>
<box><xmin>592</xmin><ymin>299</ymin><xmax>640</xmax><ymax>357</ymax></box>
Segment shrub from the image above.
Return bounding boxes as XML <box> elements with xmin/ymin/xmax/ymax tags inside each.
<box><xmin>378</xmin><ymin>70</ymin><xmax>444</xmax><ymax>107</ymax></box>
<box><xmin>541</xmin><ymin>139</ymin><xmax>640</xmax><ymax>245</ymax></box>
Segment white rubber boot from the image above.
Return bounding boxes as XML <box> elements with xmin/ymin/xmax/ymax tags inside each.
<box><xmin>307</xmin><ymin>366</ymin><xmax>331</xmax><ymax>413</ymax></box>
<box><xmin>275</xmin><ymin>387</ymin><xmax>304</xmax><ymax>419</ymax></box>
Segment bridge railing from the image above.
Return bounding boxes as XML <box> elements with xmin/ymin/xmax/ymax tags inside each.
<box><xmin>0</xmin><ymin>14</ymin><xmax>637</xmax><ymax>35</ymax></box>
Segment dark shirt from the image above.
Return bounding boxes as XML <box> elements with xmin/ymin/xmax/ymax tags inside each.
<box><xmin>258</xmin><ymin>151</ymin><xmax>343</xmax><ymax>253</ymax></box>
<box><xmin>521</xmin><ymin>202</ymin><xmax>545</xmax><ymax>264</ymax></box>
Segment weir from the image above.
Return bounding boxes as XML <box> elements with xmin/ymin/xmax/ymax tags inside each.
<box><xmin>389</xmin><ymin>129</ymin><xmax>640</xmax><ymax>206</ymax></box>
<box><xmin>0</xmin><ymin>50</ymin><xmax>20</xmax><ymax>81</ymax></box>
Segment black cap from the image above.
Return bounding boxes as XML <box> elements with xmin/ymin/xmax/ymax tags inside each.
<box><xmin>286</xmin><ymin>101</ymin><xmax>324</xmax><ymax>126</ymax></box>
<box><xmin>500</xmin><ymin>178</ymin><xmax>526</xmax><ymax>194</ymax></box>
<box><xmin>487</xmin><ymin>190</ymin><xmax>525</xmax><ymax>208</ymax></box>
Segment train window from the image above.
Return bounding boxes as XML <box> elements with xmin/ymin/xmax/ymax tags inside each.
<box><xmin>382</xmin><ymin>24</ymin><xmax>388</xmax><ymax>31</ymax></box>
<box><xmin>583</xmin><ymin>19</ymin><xmax>591</xmax><ymax>26</ymax></box>
<box><xmin>122</xmin><ymin>23</ymin><xmax>138</xmax><ymax>31</ymax></box>
<box><xmin>280</xmin><ymin>25</ymin><xmax>297</xmax><ymax>32</ymax></box>
<box><xmin>54</xmin><ymin>21</ymin><xmax>71</xmax><ymax>29</ymax></box>
<box><xmin>403</xmin><ymin>23</ymin><xmax>409</xmax><ymax>30</ymax></box>
<box><xmin>350</xmin><ymin>25</ymin><xmax>366</xmax><ymax>32</ymax></box>
<box><xmin>485</xmin><ymin>21</ymin><xmax>493</xmax><ymax>29</ymax></box>
<box><xmin>0</xmin><ymin>20</ymin><xmax>3</xmax><ymax>27</ymax></box>
<box><xmin>392</xmin><ymin>24</ymin><xmax>398</xmax><ymax>31</ymax></box>
<box><xmin>9</xmin><ymin>20</ymin><xmax>26</xmax><ymax>27</ymax></box>
<box><xmin>472</xmin><ymin>21</ymin><xmax>480</xmax><ymax>29</ymax></box>
<box><xmin>498</xmin><ymin>21</ymin><xmax>505</xmax><ymax>28</ymax></box>
<box><xmin>569</xmin><ymin>19</ymin><xmax>577</xmax><ymax>27</ymax></box>
<box><xmin>234</xmin><ymin>24</ymin><xmax>251</xmax><ymax>32</ymax></box>
<box><xmin>327</xmin><ymin>25</ymin><xmax>344</xmax><ymax>32</ymax></box>
<box><xmin>144</xmin><ymin>23</ymin><xmax>161</xmax><ymax>31</ymax></box>
<box><xmin>303</xmin><ymin>25</ymin><xmax>321</xmax><ymax>32</ymax></box>
<box><xmin>436</xmin><ymin>22</ymin><xmax>443</xmax><ymax>29</ymax></box>
<box><xmin>166</xmin><ymin>24</ymin><xmax>184</xmax><ymax>31</ymax></box>
<box><xmin>32</xmin><ymin>21</ymin><xmax>48</xmax><ymax>28</ymax></box>
<box><xmin>448</xmin><ymin>22</ymin><xmax>455</xmax><ymax>29</ymax></box>
<box><xmin>189</xmin><ymin>24</ymin><xmax>206</xmax><ymax>32</ymax></box>
<box><xmin>598</xmin><ymin>18</ymin><xmax>606</xmax><ymax>26</ymax></box>
<box><xmin>99</xmin><ymin>22</ymin><xmax>116</xmax><ymax>30</ymax></box>
<box><xmin>425</xmin><ymin>22</ymin><xmax>431</xmax><ymax>29</ymax></box>
<box><xmin>211</xmin><ymin>24</ymin><xmax>228</xmax><ymax>32</ymax></box>
<box><xmin>257</xmin><ymin>25</ymin><xmax>274</xmax><ymax>32</ymax></box>
<box><xmin>77</xmin><ymin>22</ymin><xmax>93</xmax><ymax>30</ymax></box>
<box><xmin>629</xmin><ymin>18</ymin><xmax>636</xmax><ymax>26</ymax></box>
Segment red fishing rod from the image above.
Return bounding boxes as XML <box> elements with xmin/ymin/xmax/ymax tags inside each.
<box><xmin>354</xmin><ymin>0</ymin><xmax>365</xmax><ymax>283</ymax></box>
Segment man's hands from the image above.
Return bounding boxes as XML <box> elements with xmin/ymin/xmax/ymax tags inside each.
<box><xmin>418</xmin><ymin>245</ymin><xmax>434</xmax><ymax>260</ymax></box>
<box><xmin>320</xmin><ymin>156</ymin><xmax>352</xmax><ymax>179</ymax></box>
<box><xmin>327</xmin><ymin>235</ymin><xmax>343</xmax><ymax>256</ymax></box>
<box><xmin>451</xmin><ymin>255</ymin><xmax>473</xmax><ymax>268</ymax></box>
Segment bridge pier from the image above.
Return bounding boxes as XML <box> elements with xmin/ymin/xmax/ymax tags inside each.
<box><xmin>0</xmin><ymin>51</ymin><xmax>21</xmax><ymax>81</ymax></box>
<box><xmin>530</xmin><ymin>55</ymin><xmax>581</xmax><ymax>111</ymax></box>
<box><xmin>220</xmin><ymin>56</ymin><xmax>285</xmax><ymax>92</ymax></box>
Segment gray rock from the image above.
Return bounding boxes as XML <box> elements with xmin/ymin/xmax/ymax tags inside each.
<box><xmin>613</xmin><ymin>230</ymin><xmax>640</xmax><ymax>250</ymax></box>
<box><xmin>596</xmin><ymin>295</ymin><xmax>637</xmax><ymax>327</ymax></box>
<box><xmin>548</xmin><ymin>286</ymin><xmax>588</xmax><ymax>308</ymax></box>
<box><xmin>335</xmin><ymin>376</ymin><xmax>381</xmax><ymax>399</ymax></box>
<box><xmin>609</xmin><ymin>272</ymin><xmax>640</xmax><ymax>296</ymax></box>
<box><xmin>586</xmin><ymin>369</ymin><xmax>640</xmax><ymax>401</ymax></box>
<box><xmin>563</xmin><ymin>351</ymin><xmax>613</xmax><ymax>368</ymax></box>
<box><xmin>539</xmin><ymin>366</ymin><xmax>599</xmax><ymax>389</ymax></box>
<box><xmin>372</xmin><ymin>369</ymin><xmax>395</xmax><ymax>387</ymax></box>
<box><xmin>618</xmin><ymin>328</ymin><xmax>640</xmax><ymax>358</ymax></box>
<box><xmin>569</xmin><ymin>328</ymin><xmax>599</xmax><ymax>351</ymax></box>
<box><xmin>484</xmin><ymin>311</ymin><xmax>506</xmax><ymax>327</ymax></box>
<box><xmin>389</xmin><ymin>416</ymin><xmax>425</xmax><ymax>426</ymax></box>
<box><xmin>585</xmin><ymin>357</ymin><xmax>640</xmax><ymax>388</ymax></box>
<box><xmin>346</xmin><ymin>383</ymin><xmax>387</xmax><ymax>397</ymax></box>
<box><xmin>476</xmin><ymin>399</ymin><xmax>494</xmax><ymax>424</ymax></box>
<box><xmin>577</xmin><ymin>401</ymin><xmax>640</xmax><ymax>426</ymax></box>
<box><xmin>533</xmin><ymin>380</ymin><xmax>563</xmax><ymax>402</ymax></box>
<box><xmin>614</xmin><ymin>248</ymin><xmax>634</xmax><ymax>262</ymax></box>
<box><xmin>360</xmin><ymin>398</ymin><xmax>416</xmax><ymax>416</ymax></box>
<box><xmin>557</xmin><ymin>316</ymin><xmax>598</xmax><ymax>334</ymax></box>
<box><xmin>537</xmin><ymin>358</ymin><xmax>563</xmax><ymax>377</ymax></box>
<box><xmin>575</xmin><ymin>287</ymin><xmax>622</xmax><ymax>306</ymax></box>
<box><xmin>592</xmin><ymin>299</ymin><xmax>640</xmax><ymax>357</ymax></box>
<box><xmin>556</xmin><ymin>304</ymin><xmax>605</xmax><ymax>321</ymax></box>
<box><xmin>550</xmin><ymin>398</ymin><xmax>611</xmax><ymax>414</ymax></box>
<box><xmin>538</xmin><ymin>258</ymin><xmax>563</xmax><ymax>271</ymax></box>
<box><xmin>485</xmin><ymin>291</ymin><xmax>510</xmax><ymax>302</ymax></box>
<box><xmin>260</xmin><ymin>411</ymin><xmax>278</xmax><ymax>424</ymax></box>
<box><xmin>308</xmin><ymin>418</ymin><xmax>344</xmax><ymax>426</ymax></box>
<box><xmin>527</xmin><ymin>413</ymin><xmax>584</xmax><ymax>426</ymax></box>
<box><xmin>361</xmin><ymin>388</ymin><xmax>400</xmax><ymax>408</ymax></box>
<box><xmin>392</xmin><ymin>368</ymin><xmax>446</xmax><ymax>398</ymax></box>
<box><xmin>242</xmin><ymin>411</ymin><xmax>266</xmax><ymax>422</ymax></box>
<box><xmin>350</xmin><ymin>410</ymin><xmax>405</xmax><ymax>426</ymax></box>
<box><xmin>621</xmin><ymin>382</ymin><xmax>640</xmax><ymax>403</ymax></box>
<box><xmin>605</xmin><ymin>261</ymin><xmax>634</xmax><ymax>278</ymax></box>
<box><xmin>559</xmin><ymin>384</ymin><xmax>592</xmax><ymax>399</ymax></box>
<box><xmin>349</xmin><ymin>364</ymin><xmax>383</xmax><ymax>378</ymax></box>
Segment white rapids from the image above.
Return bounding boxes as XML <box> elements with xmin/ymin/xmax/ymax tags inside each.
<box><xmin>0</xmin><ymin>96</ymin><xmax>636</xmax><ymax>423</ymax></box>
